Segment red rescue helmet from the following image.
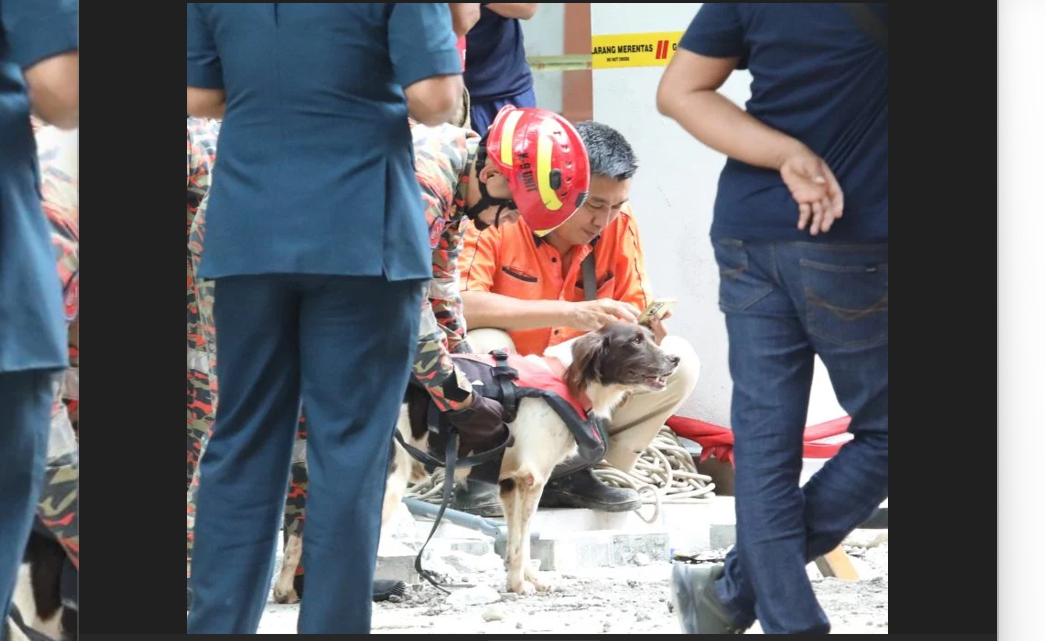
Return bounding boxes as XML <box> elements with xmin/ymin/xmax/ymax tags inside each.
<box><xmin>485</xmin><ymin>106</ymin><xmax>590</xmax><ymax>236</ymax></box>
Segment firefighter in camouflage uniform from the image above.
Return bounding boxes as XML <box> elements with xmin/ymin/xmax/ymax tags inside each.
<box><xmin>186</xmin><ymin>117</ymin><xmax>226</xmax><ymax>601</ymax></box>
<box><xmin>186</xmin><ymin>117</ymin><xmax>220</xmax><ymax>490</ymax></box>
<box><xmin>33</xmin><ymin>118</ymin><xmax>81</xmax><ymax>572</ymax></box>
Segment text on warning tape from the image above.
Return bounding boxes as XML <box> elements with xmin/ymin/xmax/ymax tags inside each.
<box><xmin>591</xmin><ymin>31</ymin><xmax>684</xmax><ymax>69</ymax></box>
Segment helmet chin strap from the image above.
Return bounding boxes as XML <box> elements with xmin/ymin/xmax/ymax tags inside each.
<box><xmin>466</xmin><ymin>180</ymin><xmax>515</xmax><ymax>230</ymax></box>
<box><xmin>466</xmin><ymin>148</ymin><xmax>515</xmax><ymax>229</ymax></box>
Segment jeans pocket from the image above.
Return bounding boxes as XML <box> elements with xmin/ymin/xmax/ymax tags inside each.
<box><xmin>800</xmin><ymin>259</ymin><xmax>888</xmax><ymax>347</ymax></box>
<box><xmin>713</xmin><ymin>239</ymin><xmax>773</xmax><ymax>313</ymax></box>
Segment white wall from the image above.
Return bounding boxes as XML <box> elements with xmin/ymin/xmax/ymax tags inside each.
<box><xmin>520</xmin><ymin>3</ymin><xmax>564</xmax><ymax>114</ymax></box>
<box><xmin>590</xmin><ymin>3</ymin><xmax>844</xmax><ymax>428</ymax></box>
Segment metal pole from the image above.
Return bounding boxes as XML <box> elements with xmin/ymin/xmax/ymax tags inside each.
<box><xmin>402</xmin><ymin>498</ymin><xmax>540</xmax><ymax>542</ymax></box>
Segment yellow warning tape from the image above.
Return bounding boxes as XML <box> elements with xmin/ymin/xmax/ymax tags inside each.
<box><xmin>526</xmin><ymin>54</ymin><xmax>593</xmax><ymax>72</ymax></box>
<box><xmin>527</xmin><ymin>31</ymin><xmax>686</xmax><ymax>72</ymax></box>
<box><xmin>591</xmin><ymin>31</ymin><xmax>683</xmax><ymax>69</ymax></box>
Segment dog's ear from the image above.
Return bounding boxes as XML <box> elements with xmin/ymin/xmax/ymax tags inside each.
<box><xmin>566</xmin><ymin>331</ymin><xmax>604</xmax><ymax>397</ymax></box>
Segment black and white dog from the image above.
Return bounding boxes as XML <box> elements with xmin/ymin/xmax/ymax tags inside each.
<box><xmin>274</xmin><ymin>321</ymin><xmax>680</xmax><ymax>600</ymax></box>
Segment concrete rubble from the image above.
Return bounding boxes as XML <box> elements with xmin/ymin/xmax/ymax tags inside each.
<box><xmin>261</xmin><ymin>499</ymin><xmax>888</xmax><ymax>634</ymax></box>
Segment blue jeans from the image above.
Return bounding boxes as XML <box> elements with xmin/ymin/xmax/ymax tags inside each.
<box><xmin>469</xmin><ymin>88</ymin><xmax>537</xmax><ymax>137</ymax></box>
<box><xmin>710</xmin><ymin>239</ymin><xmax>888</xmax><ymax>634</ymax></box>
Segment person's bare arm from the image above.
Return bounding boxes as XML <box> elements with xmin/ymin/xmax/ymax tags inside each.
<box><xmin>449</xmin><ymin>3</ymin><xmax>482</xmax><ymax>36</ymax></box>
<box><xmin>405</xmin><ymin>75</ymin><xmax>464</xmax><ymax>126</ymax></box>
<box><xmin>485</xmin><ymin>3</ymin><xmax>539</xmax><ymax>20</ymax></box>
<box><xmin>657</xmin><ymin>50</ymin><xmax>803</xmax><ymax>171</ymax></box>
<box><xmin>462</xmin><ymin>291</ymin><xmax>639</xmax><ymax>332</ymax></box>
<box><xmin>656</xmin><ymin>49</ymin><xmax>843</xmax><ymax>235</ymax></box>
<box><xmin>23</xmin><ymin>52</ymin><xmax>78</xmax><ymax>130</ymax></box>
<box><xmin>463</xmin><ymin>291</ymin><xmax>570</xmax><ymax>331</ymax></box>
<box><xmin>186</xmin><ymin>87</ymin><xmax>225</xmax><ymax>120</ymax></box>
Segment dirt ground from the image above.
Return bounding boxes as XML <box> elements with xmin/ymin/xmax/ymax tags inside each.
<box><xmin>257</xmin><ymin>537</ymin><xmax>888</xmax><ymax>634</ymax></box>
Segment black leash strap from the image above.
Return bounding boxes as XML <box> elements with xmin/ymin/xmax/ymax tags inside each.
<box><xmin>393</xmin><ymin>424</ymin><xmax>512</xmax><ymax>473</ymax></box>
<box><xmin>394</xmin><ymin>430</ymin><xmax>447</xmax><ymax>470</ymax></box>
<box><xmin>413</xmin><ymin>430</ymin><xmax>459</xmax><ymax>594</ymax></box>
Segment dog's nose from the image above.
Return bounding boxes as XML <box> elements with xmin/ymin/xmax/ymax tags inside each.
<box><xmin>668</xmin><ymin>354</ymin><xmax>681</xmax><ymax>367</ymax></box>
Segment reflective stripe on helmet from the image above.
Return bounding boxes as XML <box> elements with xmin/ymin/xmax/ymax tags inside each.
<box><xmin>536</xmin><ymin>123</ymin><xmax>563</xmax><ymax>212</ymax></box>
<box><xmin>499</xmin><ymin>109</ymin><xmax>524</xmax><ymax>167</ymax></box>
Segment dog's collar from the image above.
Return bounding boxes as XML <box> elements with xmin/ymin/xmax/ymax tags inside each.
<box><xmin>539</xmin><ymin>355</ymin><xmax>593</xmax><ymax>413</ymax></box>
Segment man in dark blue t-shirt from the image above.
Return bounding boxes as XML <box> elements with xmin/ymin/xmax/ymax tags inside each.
<box><xmin>464</xmin><ymin>3</ymin><xmax>538</xmax><ymax>135</ymax></box>
<box><xmin>657</xmin><ymin>4</ymin><xmax>887</xmax><ymax>635</ymax></box>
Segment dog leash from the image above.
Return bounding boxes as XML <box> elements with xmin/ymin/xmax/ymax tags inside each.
<box><xmin>393</xmin><ymin>416</ymin><xmax>514</xmax><ymax>594</ymax></box>
<box><xmin>413</xmin><ymin>430</ymin><xmax>459</xmax><ymax>594</ymax></box>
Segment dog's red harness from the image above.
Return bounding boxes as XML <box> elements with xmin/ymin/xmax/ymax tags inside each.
<box><xmin>451</xmin><ymin>351</ymin><xmax>606</xmax><ymax>464</ymax></box>
<box><xmin>455</xmin><ymin>353</ymin><xmax>589</xmax><ymax>414</ymax></box>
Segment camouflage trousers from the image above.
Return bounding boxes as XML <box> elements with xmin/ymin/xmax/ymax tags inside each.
<box><xmin>185</xmin><ymin>272</ymin><xmax>310</xmax><ymax>580</ymax></box>
<box><xmin>43</xmin><ymin>376</ymin><xmax>79</xmax><ymax>569</ymax></box>
<box><xmin>187</xmin><ymin>252</ymin><xmax>213</xmax><ymax>489</ymax></box>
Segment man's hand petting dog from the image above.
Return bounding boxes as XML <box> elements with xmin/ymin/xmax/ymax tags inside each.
<box><xmin>566</xmin><ymin>298</ymin><xmax>641</xmax><ymax>331</ymax></box>
<box><xmin>647</xmin><ymin>314</ymin><xmax>669</xmax><ymax>346</ymax></box>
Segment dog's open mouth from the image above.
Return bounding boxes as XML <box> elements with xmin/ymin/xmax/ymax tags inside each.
<box><xmin>642</xmin><ymin>374</ymin><xmax>669</xmax><ymax>390</ymax></box>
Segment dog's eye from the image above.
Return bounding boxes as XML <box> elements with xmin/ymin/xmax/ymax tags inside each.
<box><xmin>633</xmin><ymin>335</ymin><xmax>643</xmax><ymax>345</ymax></box>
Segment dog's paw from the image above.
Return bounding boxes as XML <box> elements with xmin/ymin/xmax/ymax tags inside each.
<box><xmin>524</xmin><ymin>569</ymin><xmax>553</xmax><ymax>593</ymax></box>
<box><xmin>530</xmin><ymin>575</ymin><xmax>553</xmax><ymax>593</ymax></box>
<box><xmin>272</xmin><ymin>584</ymin><xmax>300</xmax><ymax>605</ymax></box>
<box><xmin>506</xmin><ymin>576</ymin><xmax>536</xmax><ymax>595</ymax></box>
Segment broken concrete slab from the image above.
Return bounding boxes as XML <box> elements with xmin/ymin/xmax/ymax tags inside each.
<box><xmin>405</xmin><ymin>497</ymin><xmax>739</xmax><ymax>555</ymax></box>
<box><xmin>437</xmin><ymin>550</ymin><xmax>504</xmax><ymax>576</ymax></box>
<box><xmin>495</xmin><ymin>530</ymin><xmax>670</xmax><ymax>572</ymax></box>
<box><xmin>446</xmin><ymin>585</ymin><xmax>501</xmax><ymax>608</ymax></box>
<box><xmin>385</xmin><ymin>502</ymin><xmax>420</xmax><ymax>548</ymax></box>
<box><xmin>397</xmin><ymin>496</ymin><xmax>885</xmax><ymax>571</ymax></box>
<box><xmin>709</xmin><ymin>523</ymin><xmax>737</xmax><ymax>549</ymax></box>
<box><xmin>844</xmin><ymin>529</ymin><xmax>889</xmax><ymax>548</ymax></box>
<box><xmin>610</xmin><ymin>532</ymin><xmax>671</xmax><ymax>567</ymax></box>
<box><xmin>376</xmin><ymin>537</ymin><xmax>418</xmax><ymax>584</ymax></box>
<box><xmin>424</xmin><ymin>538</ymin><xmax>494</xmax><ymax>558</ymax></box>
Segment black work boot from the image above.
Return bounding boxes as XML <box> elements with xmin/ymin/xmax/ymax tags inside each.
<box><xmin>670</xmin><ymin>562</ymin><xmax>749</xmax><ymax>634</ymax></box>
<box><xmin>538</xmin><ymin>469</ymin><xmax>641</xmax><ymax>511</ymax></box>
<box><xmin>291</xmin><ymin>574</ymin><xmax>407</xmax><ymax>603</ymax></box>
<box><xmin>451</xmin><ymin>478</ymin><xmax>504</xmax><ymax>517</ymax></box>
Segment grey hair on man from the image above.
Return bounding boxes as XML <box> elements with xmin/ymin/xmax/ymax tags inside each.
<box><xmin>575</xmin><ymin>120</ymin><xmax>639</xmax><ymax>181</ymax></box>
